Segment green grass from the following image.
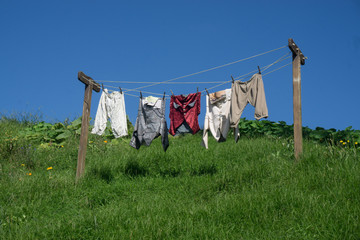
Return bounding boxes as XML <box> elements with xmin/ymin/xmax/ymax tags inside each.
<box><xmin>0</xmin><ymin>117</ymin><xmax>359</xmax><ymax>239</ymax></box>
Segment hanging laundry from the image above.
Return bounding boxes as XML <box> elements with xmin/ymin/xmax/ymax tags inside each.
<box><xmin>230</xmin><ymin>73</ymin><xmax>268</xmax><ymax>142</ymax></box>
<box><xmin>91</xmin><ymin>88</ymin><xmax>128</xmax><ymax>138</ymax></box>
<box><xmin>202</xmin><ymin>89</ymin><xmax>238</xmax><ymax>149</ymax></box>
<box><xmin>130</xmin><ymin>96</ymin><xmax>169</xmax><ymax>152</ymax></box>
<box><xmin>169</xmin><ymin>92</ymin><xmax>201</xmax><ymax>136</ymax></box>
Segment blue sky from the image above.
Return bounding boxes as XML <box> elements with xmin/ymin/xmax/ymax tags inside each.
<box><xmin>1</xmin><ymin>0</ymin><xmax>360</xmax><ymax>130</ymax></box>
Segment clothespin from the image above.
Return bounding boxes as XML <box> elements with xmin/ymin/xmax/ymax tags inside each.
<box><xmin>231</xmin><ymin>76</ymin><xmax>235</xmax><ymax>84</ymax></box>
<box><xmin>102</xmin><ymin>83</ymin><xmax>104</xmax><ymax>91</ymax></box>
<box><xmin>140</xmin><ymin>91</ymin><xmax>142</xmax><ymax>98</ymax></box>
<box><xmin>205</xmin><ymin>88</ymin><xmax>210</xmax><ymax>96</ymax></box>
<box><xmin>170</xmin><ymin>90</ymin><xmax>174</xmax><ymax>96</ymax></box>
<box><xmin>163</xmin><ymin>92</ymin><xmax>166</xmax><ymax>100</ymax></box>
<box><xmin>257</xmin><ymin>66</ymin><xmax>261</xmax><ymax>74</ymax></box>
<box><xmin>119</xmin><ymin>87</ymin><xmax>122</xmax><ymax>94</ymax></box>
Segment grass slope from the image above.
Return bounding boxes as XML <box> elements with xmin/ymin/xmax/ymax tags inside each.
<box><xmin>0</xmin><ymin>119</ymin><xmax>359</xmax><ymax>239</ymax></box>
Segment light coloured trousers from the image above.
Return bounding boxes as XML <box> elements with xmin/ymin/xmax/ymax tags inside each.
<box><xmin>230</xmin><ymin>73</ymin><xmax>268</xmax><ymax>141</ymax></box>
<box><xmin>91</xmin><ymin>89</ymin><xmax>128</xmax><ymax>138</ymax></box>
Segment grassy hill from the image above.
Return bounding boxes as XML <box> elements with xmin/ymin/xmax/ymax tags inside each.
<box><xmin>0</xmin><ymin>115</ymin><xmax>359</xmax><ymax>239</ymax></box>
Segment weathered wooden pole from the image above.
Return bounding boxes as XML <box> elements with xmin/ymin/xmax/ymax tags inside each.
<box><xmin>76</xmin><ymin>71</ymin><xmax>100</xmax><ymax>183</ymax></box>
<box><xmin>288</xmin><ymin>39</ymin><xmax>306</xmax><ymax>160</ymax></box>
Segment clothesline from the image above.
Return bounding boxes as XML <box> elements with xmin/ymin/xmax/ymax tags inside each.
<box><xmin>100</xmin><ymin>81</ymin><xmax>228</xmax><ymax>84</ymax></box>
<box><xmin>94</xmin><ymin>45</ymin><xmax>287</xmax><ymax>87</ymax></box>
<box><xmin>103</xmin><ymin>85</ymin><xmax>165</xmax><ymax>97</ymax></box>
<box><xmin>128</xmin><ymin>45</ymin><xmax>288</xmax><ymax>92</ymax></box>
<box><xmin>103</xmin><ymin>61</ymin><xmax>291</xmax><ymax>100</ymax></box>
<box><xmin>103</xmin><ymin>52</ymin><xmax>291</xmax><ymax>99</ymax></box>
<box><xmin>96</xmin><ymin>53</ymin><xmax>291</xmax><ymax>85</ymax></box>
<box><xmin>262</xmin><ymin>62</ymin><xmax>292</xmax><ymax>76</ymax></box>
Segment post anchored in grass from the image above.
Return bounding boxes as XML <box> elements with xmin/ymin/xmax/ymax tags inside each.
<box><xmin>76</xmin><ymin>71</ymin><xmax>101</xmax><ymax>183</ymax></box>
<box><xmin>288</xmin><ymin>39</ymin><xmax>306</xmax><ymax>160</ymax></box>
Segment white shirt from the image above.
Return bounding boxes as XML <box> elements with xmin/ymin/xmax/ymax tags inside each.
<box><xmin>143</xmin><ymin>96</ymin><xmax>162</xmax><ymax>108</ymax></box>
<box><xmin>91</xmin><ymin>88</ymin><xmax>128</xmax><ymax>138</ymax></box>
<box><xmin>202</xmin><ymin>88</ymin><xmax>236</xmax><ymax>149</ymax></box>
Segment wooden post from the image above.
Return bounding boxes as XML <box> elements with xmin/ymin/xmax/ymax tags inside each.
<box><xmin>76</xmin><ymin>71</ymin><xmax>100</xmax><ymax>183</ymax></box>
<box><xmin>288</xmin><ymin>39</ymin><xmax>306</xmax><ymax>160</ymax></box>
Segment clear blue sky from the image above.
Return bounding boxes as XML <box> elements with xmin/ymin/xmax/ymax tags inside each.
<box><xmin>1</xmin><ymin>0</ymin><xmax>360</xmax><ymax>130</ymax></box>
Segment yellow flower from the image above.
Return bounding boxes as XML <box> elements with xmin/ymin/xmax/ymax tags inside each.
<box><xmin>343</xmin><ymin>142</ymin><xmax>346</xmax><ymax>145</ymax></box>
<box><xmin>47</xmin><ymin>167</ymin><xmax>53</xmax><ymax>170</ymax></box>
<box><xmin>347</xmin><ymin>140</ymin><xmax>350</xmax><ymax>143</ymax></box>
<box><xmin>355</xmin><ymin>142</ymin><xmax>358</xmax><ymax>145</ymax></box>
<box><xmin>340</xmin><ymin>140</ymin><xmax>343</xmax><ymax>143</ymax></box>
<box><xmin>26</xmin><ymin>173</ymin><xmax>32</xmax><ymax>176</ymax></box>
<box><xmin>104</xmin><ymin>140</ymin><xmax>107</xmax><ymax>143</ymax></box>
<box><xmin>21</xmin><ymin>164</ymin><xmax>25</xmax><ymax>167</ymax></box>
<box><xmin>61</xmin><ymin>145</ymin><xmax>64</xmax><ymax>148</ymax></box>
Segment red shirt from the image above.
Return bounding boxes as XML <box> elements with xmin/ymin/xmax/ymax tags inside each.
<box><xmin>169</xmin><ymin>92</ymin><xmax>201</xmax><ymax>136</ymax></box>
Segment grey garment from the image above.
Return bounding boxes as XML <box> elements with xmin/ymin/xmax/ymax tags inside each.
<box><xmin>230</xmin><ymin>73</ymin><xmax>268</xmax><ymax>142</ymax></box>
<box><xmin>130</xmin><ymin>98</ymin><xmax>169</xmax><ymax>152</ymax></box>
<box><xmin>175</xmin><ymin>121</ymin><xmax>193</xmax><ymax>136</ymax></box>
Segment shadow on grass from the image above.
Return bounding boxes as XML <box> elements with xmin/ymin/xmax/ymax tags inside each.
<box><xmin>191</xmin><ymin>163</ymin><xmax>217</xmax><ymax>176</ymax></box>
<box><xmin>124</xmin><ymin>160</ymin><xmax>148</xmax><ymax>178</ymax></box>
<box><xmin>90</xmin><ymin>165</ymin><xmax>114</xmax><ymax>183</ymax></box>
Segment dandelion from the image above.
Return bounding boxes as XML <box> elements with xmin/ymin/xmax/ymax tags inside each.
<box><xmin>343</xmin><ymin>142</ymin><xmax>346</xmax><ymax>145</ymax></box>
<box><xmin>104</xmin><ymin>140</ymin><xmax>108</xmax><ymax>143</ymax></box>
<box><xmin>47</xmin><ymin>167</ymin><xmax>53</xmax><ymax>170</ymax></box>
<box><xmin>347</xmin><ymin>140</ymin><xmax>350</xmax><ymax>143</ymax></box>
<box><xmin>26</xmin><ymin>173</ymin><xmax>32</xmax><ymax>176</ymax></box>
<box><xmin>21</xmin><ymin>164</ymin><xmax>25</xmax><ymax>167</ymax></box>
<box><xmin>355</xmin><ymin>142</ymin><xmax>358</xmax><ymax>145</ymax></box>
<box><xmin>61</xmin><ymin>145</ymin><xmax>64</xmax><ymax>148</ymax></box>
<box><xmin>340</xmin><ymin>140</ymin><xmax>343</xmax><ymax>143</ymax></box>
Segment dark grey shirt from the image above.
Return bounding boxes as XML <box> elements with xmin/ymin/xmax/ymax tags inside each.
<box><xmin>130</xmin><ymin>97</ymin><xmax>169</xmax><ymax>152</ymax></box>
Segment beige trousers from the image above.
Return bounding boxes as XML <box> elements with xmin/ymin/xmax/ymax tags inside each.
<box><xmin>230</xmin><ymin>73</ymin><xmax>268</xmax><ymax>140</ymax></box>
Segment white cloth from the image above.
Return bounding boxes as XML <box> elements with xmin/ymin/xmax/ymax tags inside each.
<box><xmin>202</xmin><ymin>88</ymin><xmax>238</xmax><ymax>149</ymax></box>
<box><xmin>143</xmin><ymin>96</ymin><xmax>161</xmax><ymax>108</ymax></box>
<box><xmin>91</xmin><ymin>89</ymin><xmax>128</xmax><ymax>138</ymax></box>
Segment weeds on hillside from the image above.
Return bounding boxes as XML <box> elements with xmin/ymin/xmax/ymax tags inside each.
<box><xmin>0</xmin><ymin>115</ymin><xmax>360</xmax><ymax>239</ymax></box>
<box><xmin>238</xmin><ymin>118</ymin><xmax>360</xmax><ymax>147</ymax></box>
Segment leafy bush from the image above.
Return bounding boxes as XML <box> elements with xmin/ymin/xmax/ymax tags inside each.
<box><xmin>238</xmin><ymin>118</ymin><xmax>360</xmax><ymax>147</ymax></box>
<box><xmin>15</xmin><ymin>116</ymin><xmax>134</xmax><ymax>148</ymax></box>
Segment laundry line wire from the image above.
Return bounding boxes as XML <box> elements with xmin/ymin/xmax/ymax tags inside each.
<box><xmin>104</xmin><ymin>56</ymin><xmax>292</xmax><ymax>98</ymax></box>
<box><xmin>97</xmin><ymin>56</ymin><xmax>289</xmax><ymax>85</ymax></box>
<box><xmin>103</xmin><ymin>86</ymin><xmax>172</xmax><ymax>100</ymax></box>
<box><xmin>257</xmin><ymin>53</ymin><xmax>291</xmax><ymax>74</ymax></box>
<box><xmin>223</xmin><ymin>53</ymin><xmax>291</xmax><ymax>82</ymax></box>
<box><xmin>95</xmin><ymin>45</ymin><xmax>287</xmax><ymax>86</ymax></box>
<box><xmin>199</xmin><ymin>61</ymin><xmax>292</xmax><ymax>97</ymax></box>
<box><xmin>97</xmin><ymin>52</ymin><xmax>291</xmax><ymax>86</ymax></box>
<box><xmin>98</xmin><ymin>81</ymin><xmax>230</xmax><ymax>84</ymax></box>
<box><xmin>109</xmin><ymin>53</ymin><xmax>292</xmax><ymax>98</ymax></box>
<box><xmin>119</xmin><ymin>61</ymin><xmax>292</xmax><ymax>99</ymax></box>
<box><xmin>122</xmin><ymin>45</ymin><xmax>288</xmax><ymax>93</ymax></box>
<box><xmin>103</xmin><ymin>85</ymin><xmax>165</xmax><ymax>97</ymax></box>
<box><xmin>263</xmin><ymin>62</ymin><xmax>292</xmax><ymax>76</ymax></box>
